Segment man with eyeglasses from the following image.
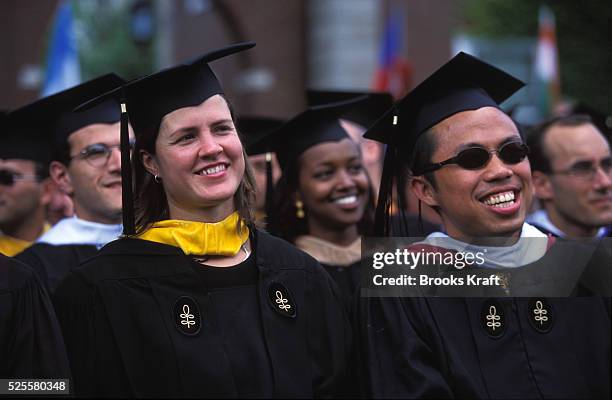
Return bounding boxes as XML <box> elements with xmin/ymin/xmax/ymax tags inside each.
<box><xmin>16</xmin><ymin>74</ymin><xmax>131</xmax><ymax>294</ymax></box>
<box><xmin>358</xmin><ymin>53</ymin><xmax>611</xmax><ymax>398</ymax></box>
<box><xmin>527</xmin><ymin>114</ymin><xmax>612</xmax><ymax>238</ymax></box>
<box><xmin>0</xmin><ymin>113</ymin><xmax>54</xmax><ymax>256</ymax></box>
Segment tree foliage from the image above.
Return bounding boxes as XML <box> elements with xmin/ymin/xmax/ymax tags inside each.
<box><xmin>461</xmin><ymin>0</ymin><xmax>611</xmax><ymax>112</ymax></box>
<box><xmin>74</xmin><ymin>0</ymin><xmax>153</xmax><ymax>81</ymax></box>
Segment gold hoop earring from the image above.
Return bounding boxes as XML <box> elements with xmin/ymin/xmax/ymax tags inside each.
<box><xmin>295</xmin><ymin>199</ymin><xmax>305</xmax><ymax>219</ymax></box>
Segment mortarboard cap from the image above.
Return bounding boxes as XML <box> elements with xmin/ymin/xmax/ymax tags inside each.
<box><xmin>78</xmin><ymin>42</ymin><xmax>255</xmax><ymax>150</ymax></box>
<box><xmin>307</xmin><ymin>90</ymin><xmax>394</xmax><ymax>130</ymax></box>
<box><xmin>53</xmin><ymin>75</ymin><xmax>125</xmax><ymax>145</ymax></box>
<box><xmin>365</xmin><ymin>52</ymin><xmax>525</xmax><ymax>236</ymax></box>
<box><xmin>364</xmin><ymin>52</ymin><xmax>524</xmax><ymax>149</ymax></box>
<box><xmin>238</xmin><ymin>115</ymin><xmax>285</xmax><ymax>156</ymax></box>
<box><xmin>1</xmin><ymin>74</ymin><xmax>125</xmax><ymax>164</ymax></box>
<box><xmin>258</xmin><ymin>96</ymin><xmax>368</xmax><ymax>170</ymax></box>
<box><xmin>76</xmin><ymin>42</ymin><xmax>256</xmax><ymax>236</ymax></box>
<box><xmin>1</xmin><ymin>112</ymin><xmax>51</xmax><ymax>164</ymax></box>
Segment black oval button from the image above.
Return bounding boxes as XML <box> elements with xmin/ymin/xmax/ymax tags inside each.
<box><xmin>267</xmin><ymin>282</ymin><xmax>297</xmax><ymax>318</ymax></box>
<box><xmin>173</xmin><ymin>296</ymin><xmax>202</xmax><ymax>336</ymax></box>
<box><xmin>481</xmin><ymin>299</ymin><xmax>505</xmax><ymax>338</ymax></box>
<box><xmin>527</xmin><ymin>298</ymin><xmax>553</xmax><ymax>333</ymax></box>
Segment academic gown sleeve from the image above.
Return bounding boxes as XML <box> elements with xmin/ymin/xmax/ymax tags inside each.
<box><xmin>359</xmin><ymin>296</ymin><xmax>454</xmax><ymax>399</ymax></box>
<box><xmin>0</xmin><ymin>256</ymin><xmax>71</xmax><ymax>379</ymax></box>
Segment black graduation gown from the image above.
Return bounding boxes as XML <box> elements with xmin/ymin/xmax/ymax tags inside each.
<box><xmin>54</xmin><ymin>229</ymin><xmax>352</xmax><ymax>398</ymax></box>
<box><xmin>16</xmin><ymin>243</ymin><xmax>98</xmax><ymax>294</ymax></box>
<box><xmin>359</xmin><ymin>238</ymin><xmax>612</xmax><ymax>399</ymax></box>
<box><xmin>0</xmin><ymin>254</ymin><xmax>71</xmax><ymax>378</ymax></box>
<box><xmin>389</xmin><ymin>214</ymin><xmax>441</xmax><ymax>237</ymax></box>
<box><xmin>322</xmin><ymin>262</ymin><xmax>360</xmax><ymax>312</ymax></box>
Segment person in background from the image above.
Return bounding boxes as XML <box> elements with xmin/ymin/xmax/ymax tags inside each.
<box><xmin>16</xmin><ymin>74</ymin><xmax>129</xmax><ymax>294</ymax></box>
<box><xmin>306</xmin><ymin>90</ymin><xmax>392</xmax><ymax>203</ymax></box>
<box><xmin>267</xmin><ymin>98</ymin><xmax>376</xmax><ymax>308</ymax></box>
<box><xmin>526</xmin><ymin>114</ymin><xmax>612</xmax><ymax>237</ymax></box>
<box><xmin>0</xmin><ymin>111</ymin><xmax>53</xmax><ymax>256</ymax></box>
<box><xmin>308</xmin><ymin>90</ymin><xmax>442</xmax><ymax>234</ymax></box>
<box><xmin>54</xmin><ymin>43</ymin><xmax>351</xmax><ymax>398</ymax></box>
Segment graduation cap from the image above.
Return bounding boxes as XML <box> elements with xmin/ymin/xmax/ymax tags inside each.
<box><xmin>76</xmin><ymin>42</ymin><xmax>256</xmax><ymax>236</ymax></box>
<box><xmin>239</xmin><ymin>115</ymin><xmax>285</xmax><ymax>156</ymax></box>
<box><xmin>306</xmin><ymin>90</ymin><xmax>394</xmax><ymax>130</ymax></box>
<box><xmin>2</xmin><ymin>74</ymin><xmax>124</xmax><ymax>164</ymax></box>
<box><xmin>52</xmin><ymin>75</ymin><xmax>126</xmax><ymax>145</ymax></box>
<box><xmin>10</xmin><ymin>74</ymin><xmax>125</xmax><ymax>166</ymax></box>
<box><xmin>363</xmin><ymin>52</ymin><xmax>525</xmax><ymax>235</ymax></box>
<box><xmin>259</xmin><ymin>96</ymin><xmax>369</xmax><ymax>170</ymax></box>
<box><xmin>1</xmin><ymin>111</ymin><xmax>51</xmax><ymax>164</ymax></box>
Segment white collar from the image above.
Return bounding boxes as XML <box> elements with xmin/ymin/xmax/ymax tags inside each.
<box><xmin>37</xmin><ymin>216</ymin><xmax>122</xmax><ymax>249</ymax></box>
<box><xmin>423</xmin><ymin>222</ymin><xmax>549</xmax><ymax>268</ymax></box>
<box><xmin>527</xmin><ymin>209</ymin><xmax>607</xmax><ymax>238</ymax></box>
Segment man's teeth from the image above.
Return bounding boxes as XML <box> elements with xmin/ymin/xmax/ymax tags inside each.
<box><xmin>334</xmin><ymin>195</ymin><xmax>357</xmax><ymax>205</ymax></box>
<box><xmin>483</xmin><ymin>191</ymin><xmax>515</xmax><ymax>207</ymax></box>
<box><xmin>201</xmin><ymin>165</ymin><xmax>226</xmax><ymax>175</ymax></box>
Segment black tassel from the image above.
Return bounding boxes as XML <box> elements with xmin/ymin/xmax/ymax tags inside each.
<box><xmin>120</xmin><ymin>91</ymin><xmax>135</xmax><ymax>236</ymax></box>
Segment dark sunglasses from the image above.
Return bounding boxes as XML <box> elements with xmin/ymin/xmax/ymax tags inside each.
<box><xmin>417</xmin><ymin>141</ymin><xmax>530</xmax><ymax>175</ymax></box>
<box><xmin>0</xmin><ymin>169</ymin><xmax>41</xmax><ymax>186</ymax></box>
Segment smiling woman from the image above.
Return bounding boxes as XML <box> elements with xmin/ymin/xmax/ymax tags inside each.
<box><xmin>53</xmin><ymin>43</ymin><xmax>352</xmax><ymax>398</ymax></box>
<box><xmin>136</xmin><ymin>94</ymin><xmax>254</xmax><ymax>232</ymax></box>
<box><xmin>266</xmin><ymin>98</ymin><xmax>376</xmax><ymax>309</ymax></box>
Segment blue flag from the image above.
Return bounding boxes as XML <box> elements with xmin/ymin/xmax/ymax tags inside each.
<box><xmin>41</xmin><ymin>0</ymin><xmax>81</xmax><ymax>97</ymax></box>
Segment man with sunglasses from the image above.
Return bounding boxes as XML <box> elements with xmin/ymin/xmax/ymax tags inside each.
<box><xmin>0</xmin><ymin>113</ymin><xmax>54</xmax><ymax>256</ymax></box>
<box><xmin>16</xmin><ymin>74</ymin><xmax>131</xmax><ymax>294</ymax></box>
<box><xmin>358</xmin><ymin>53</ymin><xmax>611</xmax><ymax>398</ymax></box>
<box><xmin>527</xmin><ymin>114</ymin><xmax>612</xmax><ymax>238</ymax></box>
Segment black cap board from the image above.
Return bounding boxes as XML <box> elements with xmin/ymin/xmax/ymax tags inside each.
<box><xmin>365</xmin><ymin>52</ymin><xmax>525</xmax><ymax>236</ymax></box>
<box><xmin>77</xmin><ymin>42</ymin><xmax>255</xmax><ymax>151</ymax></box>
<box><xmin>239</xmin><ymin>116</ymin><xmax>285</xmax><ymax>156</ymax></box>
<box><xmin>256</xmin><ymin>96</ymin><xmax>368</xmax><ymax>170</ymax></box>
<box><xmin>306</xmin><ymin>90</ymin><xmax>394</xmax><ymax>130</ymax></box>
<box><xmin>364</xmin><ymin>52</ymin><xmax>524</xmax><ymax>148</ymax></box>
<box><xmin>75</xmin><ymin>42</ymin><xmax>255</xmax><ymax>236</ymax></box>
<box><xmin>1</xmin><ymin>110</ymin><xmax>52</xmax><ymax>163</ymax></box>
<box><xmin>1</xmin><ymin>74</ymin><xmax>124</xmax><ymax>164</ymax></box>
